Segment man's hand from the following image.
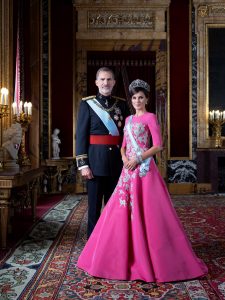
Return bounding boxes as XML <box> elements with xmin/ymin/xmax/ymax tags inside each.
<box><xmin>81</xmin><ymin>166</ymin><xmax>94</xmax><ymax>179</ymax></box>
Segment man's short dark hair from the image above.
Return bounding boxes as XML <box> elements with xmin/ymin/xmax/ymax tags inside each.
<box><xmin>96</xmin><ymin>67</ymin><xmax>115</xmax><ymax>80</ymax></box>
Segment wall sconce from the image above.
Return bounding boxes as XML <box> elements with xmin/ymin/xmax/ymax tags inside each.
<box><xmin>12</xmin><ymin>100</ymin><xmax>32</xmax><ymax>165</ymax></box>
<box><xmin>209</xmin><ymin>109</ymin><xmax>225</xmax><ymax>148</ymax></box>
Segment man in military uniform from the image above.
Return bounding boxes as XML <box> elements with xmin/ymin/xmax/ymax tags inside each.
<box><xmin>76</xmin><ymin>67</ymin><xmax>129</xmax><ymax>238</ymax></box>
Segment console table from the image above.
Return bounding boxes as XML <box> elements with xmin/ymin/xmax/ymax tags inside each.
<box><xmin>0</xmin><ymin>167</ymin><xmax>44</xmax><ymax>248</ymax></box>
<box><xmin>197</xmin><ymin>148</ymin><xmax>225</xmax><ymax>193</ymax></box>
<box><xmin>43</xmin><ymin>157</ymin><xmax>76</xmax><ymax>193</ymax></box>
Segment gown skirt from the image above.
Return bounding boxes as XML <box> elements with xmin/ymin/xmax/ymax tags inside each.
<box><xmin>77</xmin><ymin>113</ymin><xmax>208</xmax><ymax>282</ymax></box>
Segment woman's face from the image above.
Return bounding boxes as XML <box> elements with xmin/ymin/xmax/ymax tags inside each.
<box><xmin>131</xmin><ymin>91</ymin><xmax>148</xmax><ymax>112</ymax></box>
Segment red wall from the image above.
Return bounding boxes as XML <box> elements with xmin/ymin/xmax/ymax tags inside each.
<box><xmin>169</xmin><ymin>0</ymin><xmax>190</xmax><ymax>157</ymax></box>
<box><xmin>51</xmin><ymin>0</ymin><xmax>73</xmax><ymax>157</ymax></box>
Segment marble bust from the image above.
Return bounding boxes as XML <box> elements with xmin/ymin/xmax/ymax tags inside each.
<box><xmin>2</xmin><ymin>123</ymin><xmax>22</xmax><ymax>160</ymax></box>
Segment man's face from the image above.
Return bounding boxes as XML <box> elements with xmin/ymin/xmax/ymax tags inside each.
<box><xmin>95</xmin><ymin>71</ymin><xmax>116</xmax><ymax>96</ymax></box>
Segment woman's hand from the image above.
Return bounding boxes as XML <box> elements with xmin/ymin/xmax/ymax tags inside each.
<box><xmin>122</xmin><ymin>154</ymin><xmax>129</xmax><ymax>167</ymax></box>
<box><xmin>125</xmin><ymin>156</ymin><xmax>138</xmax><ymax>171</ymax></box>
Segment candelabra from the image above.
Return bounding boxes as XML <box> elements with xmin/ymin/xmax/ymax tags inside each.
<box><xmin>209</xmin><ymin>110</ymin><xmax>225</xmax><ymax>148</ymax></box>
<box><xmin>0</xmin><ymin>88</ymin><xmax>9</xmax><ymax>169</ymax></box>
<box><xmin>12</xmin><ymin>100</ymin><xmax>32</xmax><ymax>166</ymax></box>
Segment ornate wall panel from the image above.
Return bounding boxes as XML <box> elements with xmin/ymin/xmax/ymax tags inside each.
<box><xmin>87</xmin><ymin>10</ymin><xmax>155</xmax><ymax>29</ymax></box>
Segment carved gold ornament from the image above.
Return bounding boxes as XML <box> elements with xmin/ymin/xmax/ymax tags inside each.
<box><xmin>88</xmin><ymin>11</ymin><xmax>155</xmax><ymax>29</ymax></box>
<box><xmin>198</xmin><ymin>5</ymin><xmax>209</xmax><ymax>17</ymax></box>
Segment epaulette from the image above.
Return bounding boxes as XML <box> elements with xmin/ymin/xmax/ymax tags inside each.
<box><xmin>82</xmin><ymin>95</ymin><xmax>96</xmax><ymax>101</ymax></box>
<box><xmin>113</xmin><ymin>96</ymin><xmax>126</xmax><ymax>101</ymax></box>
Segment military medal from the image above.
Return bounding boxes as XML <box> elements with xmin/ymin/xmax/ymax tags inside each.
<box><xmin>115</xmin><ymin>107</ymin><xmax>121</xmax><ymax>115</ymax></box>
<box><xmin>112</xmin><ymin>106</ymin><xmax>124</xmax><ymax>128</ymax></box>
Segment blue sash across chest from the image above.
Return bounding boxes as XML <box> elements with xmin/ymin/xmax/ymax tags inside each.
<box><xmin>87</xmin><ymin>98</ymin><xmax>119</xmax><ymax>136</ymax></box>
<box><xmin>127</xmin><ymin>115</ymin><xmax>152</xmax><ymax>177</ymax></box>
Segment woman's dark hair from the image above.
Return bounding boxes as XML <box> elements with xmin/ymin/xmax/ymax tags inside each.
<box><xmin>129</xmin><ymin>86</ymin><xmax>149</xmax><ymax>98</ymax></box>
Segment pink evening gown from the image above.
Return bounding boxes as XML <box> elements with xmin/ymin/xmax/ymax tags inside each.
<box><xmin>77</xmin><ymin>112</ymin><xmax>208</xmax><ymax>282</ymax></box>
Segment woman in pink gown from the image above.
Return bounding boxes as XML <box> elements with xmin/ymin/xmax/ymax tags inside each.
<box><xmin>77</xmin><ymin>79</ymin><xmax>208</xmax><ymax>282</ymax></box>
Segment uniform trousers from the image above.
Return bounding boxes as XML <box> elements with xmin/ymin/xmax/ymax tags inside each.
<box><xmin>87</xmin><ymin>175</ymin><xmax>119</xmax><ymax>238</ymax></box>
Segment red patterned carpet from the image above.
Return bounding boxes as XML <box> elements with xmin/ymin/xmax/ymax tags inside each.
<box><xmin>1</xmin><ymin>194</ymin><xmax>225</xmax><ymax>299</ymax></box>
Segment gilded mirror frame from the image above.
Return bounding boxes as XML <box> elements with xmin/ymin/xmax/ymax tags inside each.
<box><xmin>193</xmin><ymin>0</ymin><xmax>225</xmax><ymax>148</ymax></box>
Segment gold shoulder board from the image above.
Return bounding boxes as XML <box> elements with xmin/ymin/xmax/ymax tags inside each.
<box><xmin>82</xmin><ymin>95</ymin><xmax>96</xmax><ymax>101</ymax></box>
<box><xmin>113</xmin><ymin>96</ymin><xmax>126</xmax><ymax>101</ymax></box>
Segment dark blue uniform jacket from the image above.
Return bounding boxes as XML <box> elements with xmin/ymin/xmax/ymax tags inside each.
<box><xmin>76</xmin><ymin>93</ymin><xmax>129</xmax><ymax>177</ymax></box>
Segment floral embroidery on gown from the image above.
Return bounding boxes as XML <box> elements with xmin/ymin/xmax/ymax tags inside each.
<box><xmin>77</xmin><ymin>112</ymin><xmax>208</xmax><ymax>282</ymax></box>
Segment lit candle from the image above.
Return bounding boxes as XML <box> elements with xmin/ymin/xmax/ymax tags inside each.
<box><xmin>211</xmin><ymin>110</ymin><xmax>215</xmax><ymax>121</ymax></box>
<box><xmin>24</xmin><ymin>102</ymin><xmax>28</xmax><ymax>114</ymax></box>
<box><xmin>223</xmin><ymin>110</ymin><xmax>225</xmax><ymax>121</ymax></box>
<box><xmin>0</xmin><ymin>87</ymin><xmax>9</xmax><ymax>105</ymax></box>
<box><xmin>27</xmin><ymin>102</ymin><xmax>32</xmax><ymax>115</ymax></box>
<box><xmin>4</xmin><ymin>88</ymin><xmax>8</xmax><ymax>105</ymax></box>
<box><xmin>209</xmin><ymin>111</ymin><xmax>213</xmax><ymax>121</ymax></box>
<box><xmin>215</xmin><ymin>110</ymin><xmax>220</xmax><ymax>120</ymax></box>
<box><xmin>19</xmin><ymin>101</ymin><xmax>23</xmax><ymax>113</ymax></box>
<box><xmin>0</xmin><ymin>90</ymin><xmax>3</xmax><ymax>105</ymax></box>
<box><xmin>12</xmin><ymin>102</ymin><xmax>17</xmax><ymax>115</ymax></box>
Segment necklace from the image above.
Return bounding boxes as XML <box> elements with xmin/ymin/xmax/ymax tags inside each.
<box><xmin>93</xmin><ymin>98</ymin><xmax>118</xmax><ymax>112</ymax></box>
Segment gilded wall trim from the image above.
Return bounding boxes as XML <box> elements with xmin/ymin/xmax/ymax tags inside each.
<box><xmin>211</xmin><ymin>5</ymin><xmax>225</xmax><ymax>13</ymax></box>
<box><xmin>88</xmin><ymin>11</ymin><xmax>155</xmax><ymax>29</ymax></box>
<box><xmin>0</xmin><ymin>0</ymin><xmax>13</xmax><ymax>129</ymax></box>
<box><xmin>198</xmin><ymin>4</ymin><xmax>225</xmax><ymax>16</ymax></box>
<box><xmin>75</xmin><ymin>0</ymin><xmax>169</xmax><ymax>40</ymax></box>
<box><xmin>193</xmin><ymin>0</ymin><xmax>225</xmax><ymax>148</ymax></box>
<box><xmin>197</xmin><ymin>5</ymin><xmax>209</xmax><ymax>16</ymax></box>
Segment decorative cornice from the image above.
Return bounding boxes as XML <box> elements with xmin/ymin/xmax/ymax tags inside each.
<box><xmin>88</xmin><ymin>11</ymin><xmax>155</xmax><ymax>29</ymax></box>
<box><xmin>73</xmin><ymin>0</ymin><xmax>170</xmax><ymax>8</ymax></box>
<box><xmin>195</xmin><ymin>2</ymin><xmax>225</xmax><ymax>18</ymax></box>
<box><xmin>198</xmin><ymin>5</ymin><xmax>209</xmax><ymax>17</ymax></box>
<box><xmin>211</xmin><ymin>5</ymin><xmax>225</xmax><ymax>14</ymax></box>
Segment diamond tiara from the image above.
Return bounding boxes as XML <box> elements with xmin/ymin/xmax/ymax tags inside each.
<box><xmin>129</xmin><ymin>79</ymin><xmax>150</xmax><ymax>93</ymax></box>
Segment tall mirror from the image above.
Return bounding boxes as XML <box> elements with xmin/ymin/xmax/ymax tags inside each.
<box><xmin>194</xmin><ymin>1</ymin><xmax>225</xmax><ymax>148</ymax></box>
<box><xmin>208</xmin><ymin>25</ymin><xmax>225</xmax><ymax>137</ymax></box>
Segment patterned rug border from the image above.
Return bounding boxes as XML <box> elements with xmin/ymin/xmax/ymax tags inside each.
<box><xmin>0</xmin><ymin>195</ymin><xmax>69</xmax><ymax>265</ymax></box>
<box><xmin>19</xmin><ymin>196</ymin><xmax>87</xmax><ymax>299</ymax></box>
